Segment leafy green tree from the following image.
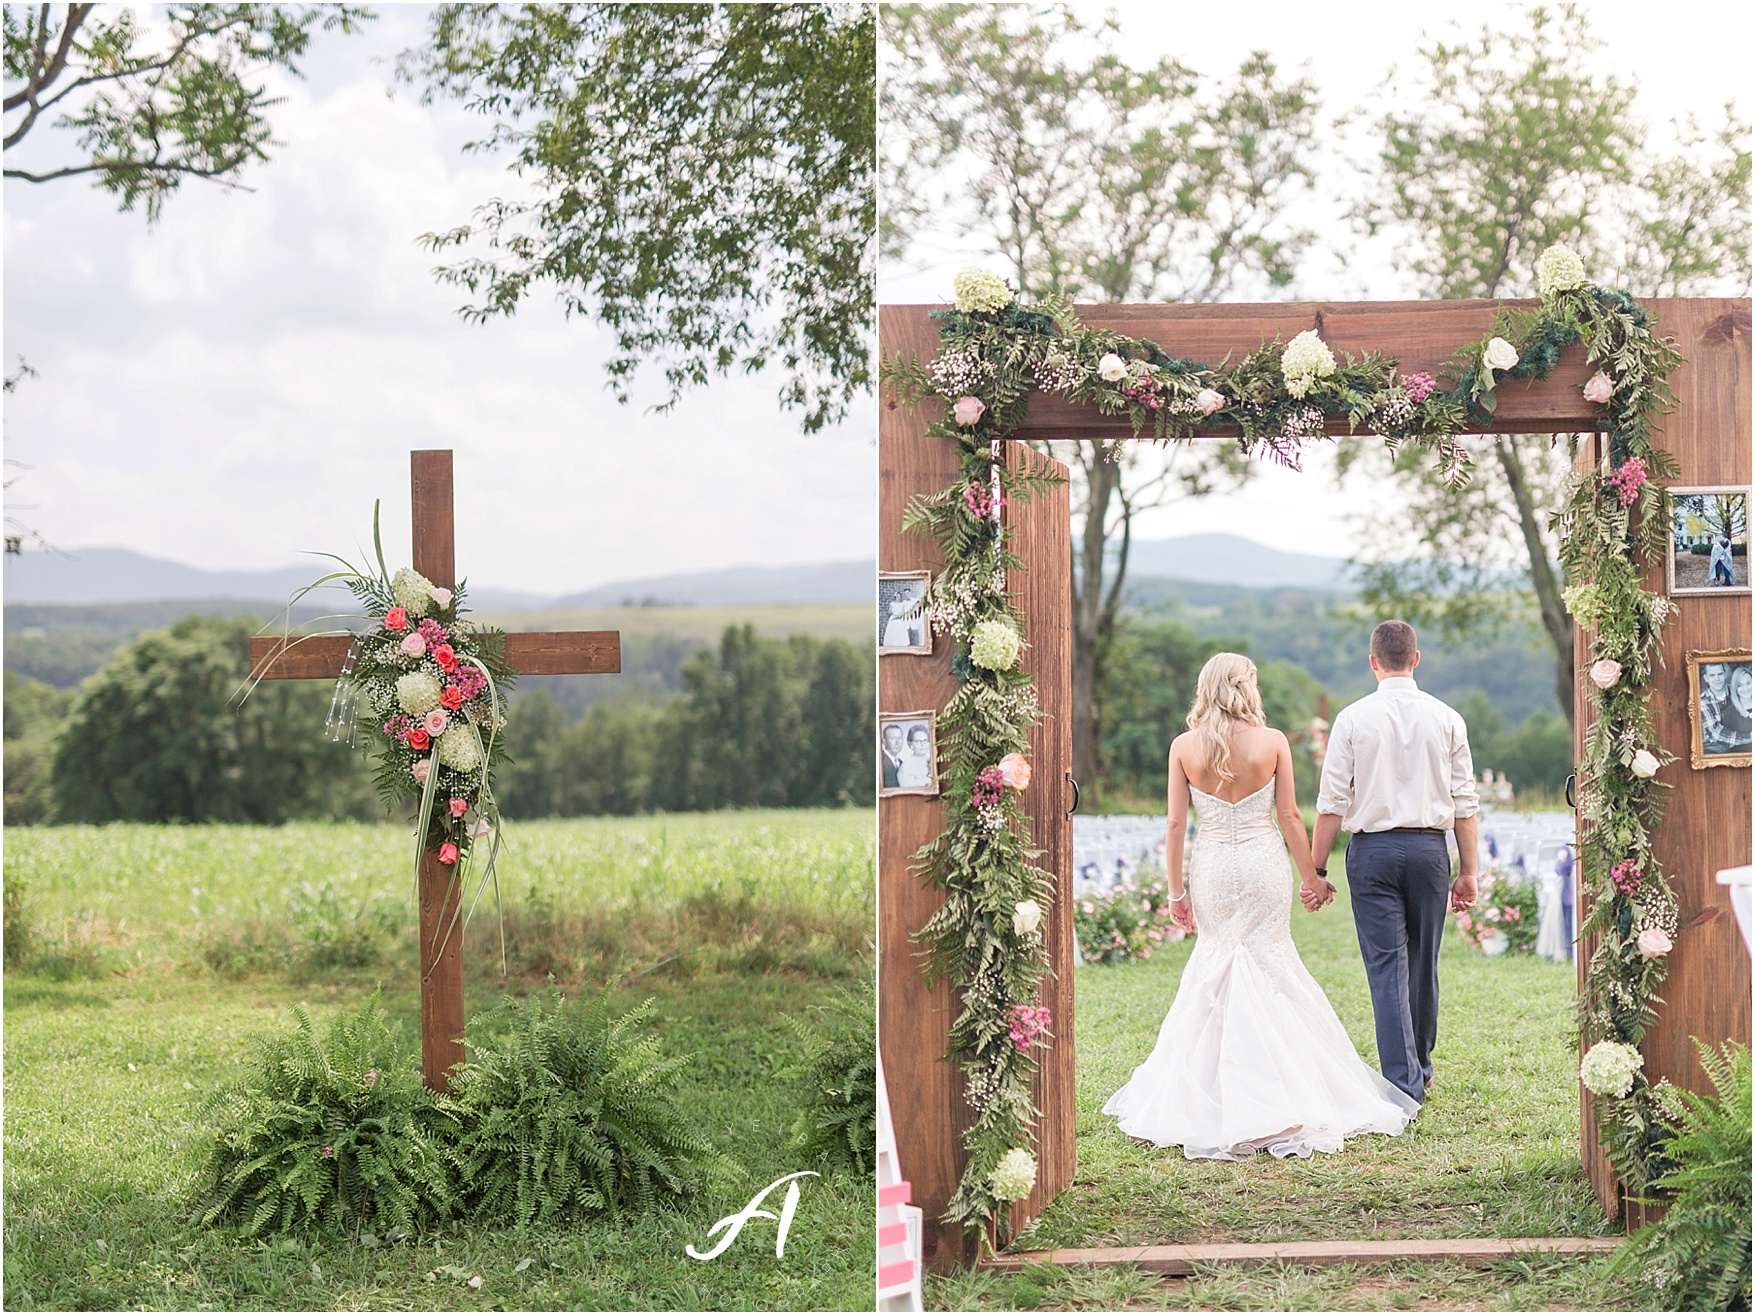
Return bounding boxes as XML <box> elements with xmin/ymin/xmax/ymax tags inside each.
<box><xmin>402</xmin><ymin>3</ymin><xmax>873</xmax><ymax>432</ymax></box>
<box><xmin>4</xmin><ymin>4</ymin><xmax>371</xmax><ymax>220</ymax></box>
<box><xmin>48</xmin><ymin>614</ymin><xmax>374</xmax><ymax>823</ymax></box>
<box><xmin>1346</xmin><ymin>3</ymin><xmax>1750</xmax><ymax>726</ymax></box>
<box><xmin>4</xmin><ymin>668</ymin><xmax>70</xmax><ymax>823</ymax></box>
<box><xmin>882</xmin><ymin>3</ymin><xmax>1317</xmax><ymax>794</ymax></box>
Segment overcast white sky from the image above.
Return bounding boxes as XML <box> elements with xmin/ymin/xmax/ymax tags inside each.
<box><xmin>4</xmin><ymin>4</ymin><xmax>874</xmax><ymax>595</ymax></box>
<box><xmin>881</xmin><ymin>0</ymin><xmax>1750</xmax><ymax>558</ymax></box>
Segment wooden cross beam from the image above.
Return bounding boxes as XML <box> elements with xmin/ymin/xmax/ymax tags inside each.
<box><xmin>249</xmin><ymin>449</ymin><xmax>621</xmax><ymax>1091</ymax></box>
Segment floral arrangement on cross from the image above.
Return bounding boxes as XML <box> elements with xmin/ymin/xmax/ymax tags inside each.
<box><xmin>253</xmin><ymin>506</ymin><xmax>517</xmax><ymax>964</ymax></box>
<box><xmin>881</xmin><ymin>242</ymin><xmax>1686</xmax><ymax>1240</ymax></box>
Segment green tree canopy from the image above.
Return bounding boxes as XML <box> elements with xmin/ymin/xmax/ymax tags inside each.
<box><xmin>49</xmin><ymin>614</ymin><xmax>373</xmax><ymax>823</ymax></box>
<box><xmin>4</xmin><ymin>3</ymin><xmax>371</xmax><ymax>220</ymax></box>
<box><xmin>403</xmin><ymin>3</ymin><xmax>875</xmax><ymax>432</ymax></box>
<box><xmin>1344</xmin><ymin>3</ymin><xmax>1749</xmax><ymax>725</ymax></box>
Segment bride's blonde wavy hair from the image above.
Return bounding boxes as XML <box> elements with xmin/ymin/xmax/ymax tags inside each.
<box><xmin>1186</xmin><ymin>652</ymin><xmax>1266</xmax><ymax>783</ymax></box>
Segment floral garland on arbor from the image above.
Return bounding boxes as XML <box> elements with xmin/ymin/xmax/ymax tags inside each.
<box><xmin>880</xmin><ymin>246</ymin><xmax>1686</xmax><ymax>1240</ymax></box>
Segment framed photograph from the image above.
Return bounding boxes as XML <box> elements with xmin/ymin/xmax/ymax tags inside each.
<box><xmin>879</xmin><ymin>710</ymin><xmax>940</xmax><ymax>796</ymax></box>
<box><xmin>878</xmin><ymin>571</ymin><xmax>932</xmax><ymax>654</ymax></box>
<box><xmin>1666</xmin><ymin>487</ymin><xmax>1749</xmax><ymax>595</ymax></box>
<box><xmin>1687</xmin><ymin>649</ymin><xmax>1752</xmax><ymax>769</ymax></box>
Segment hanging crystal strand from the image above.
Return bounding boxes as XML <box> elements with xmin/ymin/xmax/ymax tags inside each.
<box><xmin>324</xmin><ymin>637</ymin><xmax>362</xmax><ymax>742</ymax></box>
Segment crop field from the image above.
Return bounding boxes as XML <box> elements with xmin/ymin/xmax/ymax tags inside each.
<box><xmin>4</xmin><ymin>810</ymin><xmax>876</xmax><ymax>1312</ymax></box>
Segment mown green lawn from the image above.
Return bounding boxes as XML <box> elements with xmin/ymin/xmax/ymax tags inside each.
<box><xmin>4</xmin><ymin>811</ymin><xmax>876</xmax><ymax>1312</ymax></box>
<box><xmin>931</xmin><ymin>854</ymin><xmax>1654</xmax><ymax>1311</ymax></box>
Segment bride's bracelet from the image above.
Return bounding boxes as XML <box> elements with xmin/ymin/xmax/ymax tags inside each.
<box><xmin>1169</xmin><ymin>891</ymin><xmax>1189</xmax><ymax>904</ymax></box>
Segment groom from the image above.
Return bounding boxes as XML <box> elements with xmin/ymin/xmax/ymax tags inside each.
<box><xmin>1309</xmin><ymin>620</ymin><xmax>1480</xmax><ymax>1105</ymax></box>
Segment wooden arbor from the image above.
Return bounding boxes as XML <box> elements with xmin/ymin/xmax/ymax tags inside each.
<box><xmin>878</xmin><ymin>298</ymin><xmax>1752</xmax><ymax>1266</ymax></box>
<box><xmin>251</xmin><ymin>449</ymin><xmax>622</xmax><ymax>1090</ymax></box>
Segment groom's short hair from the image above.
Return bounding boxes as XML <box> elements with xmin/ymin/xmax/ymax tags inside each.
<box><xmin>1371</xmin><ymin>619</ymin><xmax>1418</xmax><ymax>672</ymax></box>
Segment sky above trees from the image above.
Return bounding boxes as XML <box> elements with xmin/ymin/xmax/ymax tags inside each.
<box><xmin>4</xmin><ymin>6</ymin><xmax>874</xmax><ymax>595</ymax></box>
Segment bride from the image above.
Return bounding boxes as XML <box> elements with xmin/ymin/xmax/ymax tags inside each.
<box><xmin>1102</xmin><ymin>653</ymin><xmax>1418</xmax><ymax>1160</ymax></box>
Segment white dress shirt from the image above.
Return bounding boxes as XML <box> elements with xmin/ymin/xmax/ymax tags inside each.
<box><xmin>1316</xmin><ymin>676</ymin><xmax>1479</xmax><ymax>833</ymax></box>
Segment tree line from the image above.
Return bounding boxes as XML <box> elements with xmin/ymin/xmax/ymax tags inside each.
<box><xmin>4</xmin><ymin>616</ymin><xmax>873</xmax><ymax>825</ymax></box>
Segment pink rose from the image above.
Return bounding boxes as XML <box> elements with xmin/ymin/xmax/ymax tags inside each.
<box><xmin>1637</xmin><ymin>927</ymin><xmax>1672</xmax><ymax>958</ymax></box>
<box><xmin>412</xmin><ymin>760</ymin><xmax>431</xmax><ymax>785</ymax></box>
<box><xmin>424</xmin><ymin>709</ymin><xmax>449</xmax><ymax>736</ymax></box>
<box><xmin>997</xmin><ymin>752</ymin><xmax>1032</xmax><ymax>790</ymax></box>
<box><xmin>470</xmin><ymin>817</ymin><xmax>492</xmax><ymax>838</ymax></box>
<box><xmin>431</xmin><ymin>587</ymin><xmax>453</xmax><ymax>609</ymax></box>
<box><xmin>1590</xmin><ymin>658</ymin><xmax>1622</xmax><ymax>690</ymax></box>
<box><xmin>401</xmin><ymin>632</ymin><xmax>427</xmax><ymax>658</ymax></box>
<box><xmin>438</xmin><ymin>842</ymin><xmax>459</xmax><ymax>866</ymax></box>
<box><xmin>1583</xmin><ymin>371</ymin><xmax>1613</xmax><ymax>404</ymax></box>
<box><xmin>449</xmin><ymin>796</ymin><xmax>469</xmax><ymax>819</ymax></box>
<box><xmin>1195</xmin><ymin>388</ymin><xmax>1226</xmax><ymax>415</ymax></box>
<box><xmin>952</xmin><ymin>395</ymin><xmax>987</xmax><ymax>427</ymax></box>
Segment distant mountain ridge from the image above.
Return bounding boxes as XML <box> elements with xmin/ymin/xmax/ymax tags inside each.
<box><xmin>1119</xmin><ymin>533</ymin><xmax>1355</xmax><ymax>591</ymax></box>
<box><xmin>2</xmin><ymin>546</ymin><xmax>875</xmax><ymax>609</ymax></box>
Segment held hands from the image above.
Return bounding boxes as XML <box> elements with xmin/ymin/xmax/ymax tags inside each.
<box><xmin>1449</xmin><ymin>870</ymin><xmax>1479</xmax><ymax>914</ymax></box>
<box><xmin>1299</xmin><ymin>875</ymin><xmax>1335</xmax><ymax>913</ymax></box>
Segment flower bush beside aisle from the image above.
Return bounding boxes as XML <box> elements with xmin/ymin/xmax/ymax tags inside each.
<box><xmin>1453</xmin><ymin>861</ymin><xmax>1540</xmax><ymax>955</ymax></box>
<box><xmin>880</xmin><ymin>242</ymin><xmax>1685</xmax><ymax>1239</ymax></box>
<box><xmin>1074</xmin><ymin>883</ymin><xmax>1187</xmax><ymax>965</ymax></box>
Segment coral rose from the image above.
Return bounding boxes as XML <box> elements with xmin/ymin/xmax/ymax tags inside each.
<box><xmin>406</xmin><ymin>727</ymin><xmax>431</xmax><ymax>751</ymax></box>
<box><xmin>433</xmin><ymin>643</ymin><xmax>458</xmax><ymax>671</ymax></box>
<box><xmin>449</xmin><ymin>796</ymin><xmax>469</xmax><ymax>818</ymax></box>
<box><xmin>440</xmin><ymin>686</ymin><xmax>464</xmax><ymax>710</ymax></box>
<box><xmin>438</xmin><ymin>842</ymin><xmax>459</xmax><ymax>865</ymax></box>
<box><xmin>952</xmin><ymin>395</ymin><xmax>987</xmax><ymax>426</ymax></box>
<box><xmin>997</xmin><ymin>752</ymin><xmax>1032</xmax><ymax>790</ymax></box>
<box><xmin>384</xmin><ymin>606</ymin><xmax>408</xmax><ymax>632</ymax></box>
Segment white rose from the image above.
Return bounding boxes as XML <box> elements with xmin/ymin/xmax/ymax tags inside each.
<box><xmin>1097</xmin><ymin>353</ymin><xmax>1129</xmax><ymax>383</ymax></box>
<box><xmin>1630</xmin><ymin>749</ymin><xmax>1659</xmax><ymax>779</ymax></box>
<box><xmin>1013</xmin><ymin>899</ymin><xmax>1044</xmax><ymax>937</ymax></box>
<box><xmin>1482</xmin><ymin>336</ymin><xmax>1519</xmax><ymax>374</ymax></box>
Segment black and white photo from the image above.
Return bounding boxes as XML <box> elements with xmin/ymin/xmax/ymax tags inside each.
<box><xmin>1688</xmin><ymin>649</ymin><xmax>1753</xmax><ymax>768</ymax></box>
<box><xmin>1667</xmin><ymin>487</ymin><xmax>1749</xmax><ymax>595</ymax></box>
<box><xmin>878</xmin><ymin>571</ymin><xmax>932</xmax><ymax>653</ymax></box>
<box><xmin>878</xmin><ymin>711</ymin><xmax>939</xmax><ymax>795</ymax></box>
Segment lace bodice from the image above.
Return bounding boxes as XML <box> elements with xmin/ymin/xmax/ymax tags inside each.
<box><xmin>1189</xmin><ymin>778</ymin><xmax>1280</xmax><ymax>844</ymax></box>
<box><xmin>1184</xmin><ymin>776</ymin><xmax>1293</xmax><ymax>964</ymax></box>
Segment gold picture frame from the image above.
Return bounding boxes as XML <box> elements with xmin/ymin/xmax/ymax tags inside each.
<box><xmin>1686</xmin><ymin>648</ymin><xmax>1753</xmax><ymax>769</ymax></box>
<box><xmin>878</xmin><ymin>570</ymin><xmax>933</xmax><ymax>655</ymax></box>
<box><xmin>878</xmin><ymin>709</ymin><xmax>940</xmax><ymax>796</ymax></box>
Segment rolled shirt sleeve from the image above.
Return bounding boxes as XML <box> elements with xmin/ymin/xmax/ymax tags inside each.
<box><xmin>1315</xmin><ymin>711</ymin><xmax>1354</xmax><ymax>818</ymax></box>
<box><xmin>1448</xmin><ymin>709</ymin><xmax>1480</xmax><ymax>819</ymax></box>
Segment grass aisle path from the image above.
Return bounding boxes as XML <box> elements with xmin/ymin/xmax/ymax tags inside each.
<box><xmin>4</xmin><ymin>812</ymin><xmax>875</xmax><ymax>1312</ymax></box>
<box><xmin>932</xmin><ymin>855</ymin><xmax>1653</xmax><ymax>1311</ymax></box>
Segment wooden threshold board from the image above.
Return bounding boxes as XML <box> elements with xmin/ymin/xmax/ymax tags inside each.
<box><xmin>982</xmin><ymin>1236</ymin><xmax>1621</xmax><ymax>1275</ymax></box>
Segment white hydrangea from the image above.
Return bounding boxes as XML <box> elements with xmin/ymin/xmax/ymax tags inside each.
<box><xmin>436</xmin><ymin>723</ymin><xmax>482</xmax><ymax>773</ymax></box>
<box><xmin>1580</xmin><ymin>1039</ymin><xmax>1643</xmax><ymax>1097</ymax></box>
<box><xmin>969</xmin><ymin>618</ymin><xmax>1023</xmax><ymax>671</ymax></box>
<box><xmin>953</xmin><ymin>267</ymin><xmax>1014</xmax><ymax>315</ymax></box>
<box><xmin>1536</xmin><ymin>242</ymin><xmax>1589</xmax><ymax>297</ymax></box>
<box><xmin>391</xmin><ymin>567</ymin><xmax>436</xmax><ymax>617</ymax></box>
<box><xmin>1280</xmin><ymin>329</ymin><xmax>1336</xmax><ymax>398</ymax></box>
<box><xmin>396</xmin><ymin>670</ymin><xmax>443</xmax><ymax>716</ymax></box>
<box><xmin>988</xmin><ymin>1148</ymin><xmax>1037</xmax><ymax>1201</ymax></box>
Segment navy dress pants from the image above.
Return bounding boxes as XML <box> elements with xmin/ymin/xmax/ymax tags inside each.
<box><xmin>1345</xmin><ymin>830</ymin><xmax>1452</xmax><ymax>1104</ymax></box>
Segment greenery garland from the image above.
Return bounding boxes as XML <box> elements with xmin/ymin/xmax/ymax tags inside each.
<box><xmin>880</xmin><ymin>248</ymin><xmax>1686</xmax><ymax>1239</ymax></box>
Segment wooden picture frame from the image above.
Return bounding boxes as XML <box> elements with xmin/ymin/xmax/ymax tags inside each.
<box><xmin>879</xmin><ymin>709</ymin><xmax>940</xmax><ymax>796</ymax></box>
<box><xmin>878</xmin><ymin>570</ymin><xmax>933</xmax><ymax>655</ymax></box>
<box><xmin>1687</xmin><ymin>648</ymin><xmax>1753</xmax><ymax>769</ymax></box>
<box><xmin>1666</xmin><ymin>486</ymin><xmax>1750</xmax><ymax>596</ymax></box>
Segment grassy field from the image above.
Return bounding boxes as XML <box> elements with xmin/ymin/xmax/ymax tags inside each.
<box><xmin>4</xmin><ymin>811</ymin><xmax>875</xmax><ymax>1312</ymax></box>
<box><xmin>930</xmin><ymin>853</ymin><xmax>1651</xmax><ymax>1312</ymax></box>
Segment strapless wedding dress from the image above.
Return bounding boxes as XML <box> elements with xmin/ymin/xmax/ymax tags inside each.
<box><xmin>1102</xmin><ymin>778</ymin><xmax>1418</xmax><ymax>1159</ymax></box>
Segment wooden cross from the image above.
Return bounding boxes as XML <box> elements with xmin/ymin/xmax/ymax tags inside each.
<box><xmin>250</xmin><ymin>449</ymin><xmax>621</xmax><ymax>1090</ymax></box>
